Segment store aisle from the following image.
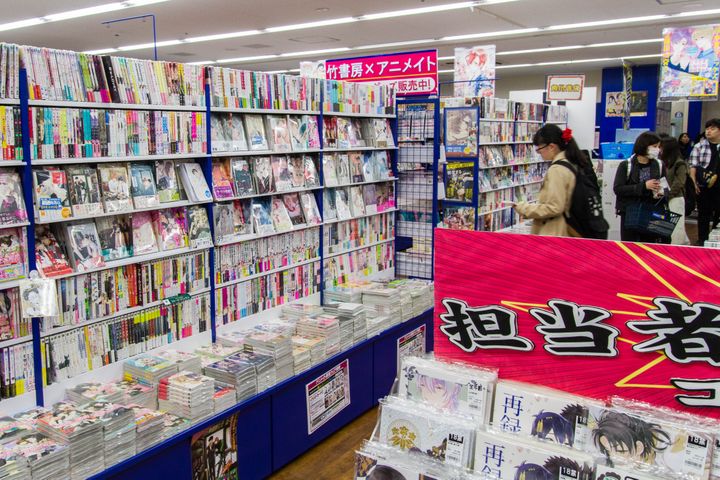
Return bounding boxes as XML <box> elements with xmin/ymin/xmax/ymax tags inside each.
<box><xmin>269</xmin><ymin>408</ymin><xmax>378</xmax><ymax>480</ymax></box>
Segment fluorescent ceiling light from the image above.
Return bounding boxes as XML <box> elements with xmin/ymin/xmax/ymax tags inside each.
<box><xmin>187</xmin><ymin>60</ymin><xmax>215</xmax><ymax>65</ymax></box>
<box><xmin>499</xmin><ymin>45</ymin><xmax>584</xmax><ymax>56</ymax></box>
<box><xmin>118</xmin><ymin>39</ymin><xmax>183</xmax><ymax>51</ymax></box>
<box><xmin>361</xmin><ymin>2</ymin><xmax>481</xmax><ymax>20</ymax></box>
<box><xmin>266</xmin><ymin>17</ymin><xmax>356</xmax><ymax>33</ymax></box>
<box><xmin>216</xmin><ymin>54</ymin><xmax>280</xmax><ymax>64</ymax></box>
<box><xmin>490</xmin><ymin>54</ymin><xmax>661</xmax><ymax>70</ymax></box>
<box><xmin>442</xmin><ymin>27</ymin><xmax>541</xmax><ymax>41</ymax></box>
<box><xmin>279</xmin><ymin>47</ymin><xmax>351</xmax><ymax>58</ymax></box>
<box><xmin>84</xmin><ymin>47</ymin><xmax>119</xmax><ymax>55</ymax></box>
<box><xmin>185</xmin><ymin>30</ymin><xmax>262</xmax><ymax>43</ymax></box>
<box><xmin>589</xmin><ymin>38</ymin><xmax>663</xmax><ymax>48</ymax></box>
<box><xmin>546</xmin><ymin>14</ymin><xmax>667</xmax><ymax>31</ymax></box>
<box><xmin>355</xmin><ymin>39</ymin><xmax>435</xmax><ymax>51</ymax></box>
<box><xmin>676</xmin><ymin>8</ymin><xmax>720</xmax><ymax>17</ymax></box>
<box><xmin>0</xmin><ymin>0</ymin><xmax>171</xmax><ymax>33</ymax></box>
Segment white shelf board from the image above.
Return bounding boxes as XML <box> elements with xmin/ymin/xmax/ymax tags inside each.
<box><xmin>28</xmin><ymin>99</ymin><xmax>205</xmax><ymax>112</ymax></box>
<box><xmin>210</xmin><ymin>107</ymin><xmax>320</xmax><ymax>115</ymax></box>
<box><xmin>31</xmin><ymin>152</ymin><xmax>204</xmax><ymax>165</ymax></box>
<box><xmin>35</xmin><ymin>200</ymin><xmax>211</xmax><ymax>225</ymax></box>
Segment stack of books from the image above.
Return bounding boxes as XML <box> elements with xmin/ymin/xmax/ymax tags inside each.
<box><xmin>195</xmin><ymin>344</ymin><xmax>242</xmax><ymax>368</ymax></box>
<box><xmin>1</xmin><ymin>432</ymin><xmax>69</xmax><ymax>480</ymax></box>
<box><xmin>244</xmin><ymin>330</ymin><xmax>294</xmax><ymax>384</ymax></box>
<box><xmin>227</xmin><ymin>351</ymin><xmax>276</xmax><ymax>392</ymax></box>
<box><xmin>320</xmin><ymin>305</ymin><xmax>356</xmax><ymax>351</ymax></box>
<box><xmin>160</xmin><ymin>413</ymin><xmax>191</xmax><ymax>440</ymax></box>
<box><xmin>291</xmin><ymin>345</ymin><xmax>312</xmax><ymax>374</ymax></box>
<box><xmin>65</xmin><ymin>382</ymin><xmax>125</xmax><ymax>404</ymax></box>
<box><xmin>155</xmin><ymin>350</ymin><xmax>203</xmax><ymax>375</ymax></box>
<box><xmin>157</xmin><ymin>372</ymin><xmax>215</xmax><ymax>422</ymax></box>
<box><xmin>123</xmin><ymin>356</ymin><xmax>178</xmax><ymax>387</ymax></box>
<box><xmin>204</xmin><ymin>358</ymin><xmax>257</xmax><ymax>402</ymax></box>
<box><xmin>35</xmin><ymin>402</ymin><xmax>105</xmax><ymax>479</ymax></box>
<box><xmin>361</xmin><ymin>286</ymin><xmax>402</xmax><ymax>325</ymax></box>
<box><xmin>84</xmin><ymin>401</ymin><xmax>136</xmax><ymax>467</ymax></box>
<box><xmin>212</xmin><ymin>383</ymin><xmax>237</xmax><ymax>412</ymax></box>
<box><xmin>216</xmin><ymin>331</ymin><xmax>247</xmax><ymax>349</ymax></box>
<box><xmin>127</xmin><ymin>405</ymin><xmax>165</xmax><ymax>452</ymax></box>
<box><xmin>366</xmin><ymin>315</ymin><xmax>392</xmax><ymax>338</ymax></box>
<box><xmin>281</xmin><ymin>303</ymin><xmax>325</xmax><ymax>321</ymax></box>
<box><xmin>0</xmin><ymin>449</ymin><xmax>30</xmax><ymax>479</ymax></box>
<box><xmin>295</xmin><ymin>315</ymin><xmax>341</xmax><ymax>358</ymax></box>
<box><xmin>323</xmin><ymin>284</ymin><xmax>363</xmax><ymax>304</ymax></box>
<box><xmin>113</xmin><ymin>380</ymin><xmax>157</xmax><ymax>409</ymax></box>
<box><xmin>291</xmin><ymin>336</ymin><xmax>327</xmax><ymax>366</ymax></box>
<box><xmin>0</xmin><ymin>417</ymin><xmax>34</xmax><ymax>444</ymax></box>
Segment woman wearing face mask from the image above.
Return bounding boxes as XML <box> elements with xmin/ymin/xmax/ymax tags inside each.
<box><xmin>613</xmin><ymin>131</ymin><xmax>666</xmax><ymax>243</ymax></box>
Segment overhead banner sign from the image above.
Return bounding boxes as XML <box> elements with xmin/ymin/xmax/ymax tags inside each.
<box><xmin>545</xmin><ymin>74</ymin><xmax>585</xmax><ymax>101</ymax></box>
<box><xmin>324</xmin><ymin>50</ymin><xmax>438</xmax><ymax>96</ymax></box>
<box><xmin>433</xmin><ymin>230</ymin><xmax>720</xmax><ymax>419</ymax></box>
<box><xmin>453</xmin><ymin>45</ymin><xmax>496</xmax><ymax>98</ymax></box>
<box><xmin>659</xmin><ymin>24</ymin><xmax>720</xmax><ymax>101</ymax></box>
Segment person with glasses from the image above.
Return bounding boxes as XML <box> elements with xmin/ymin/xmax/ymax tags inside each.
<box><xmin>511</xmin><ymin>124</ymin><xmax>582</xmax><ymax>237</ymax></box>
<box><xmin>613</xmin><ymin>131</ymin><xmax>665</xmax><ymax>243</ymax></box>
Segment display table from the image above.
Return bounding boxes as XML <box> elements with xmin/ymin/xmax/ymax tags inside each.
<box><xmin>90</xmin><ymin>309</ymin><xmax>433</xmax><ymax>480</ymax></box>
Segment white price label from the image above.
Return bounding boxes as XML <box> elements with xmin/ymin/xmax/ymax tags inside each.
<box><xmin>683</xmin><ymin>435</ymin><xmax>709</xmax><ymax>476</ymax></box>
<box><xmin>444</xmin><ymin>432</ymin><xmax>466</xmax><ymax>467</ymax></box>
<box><xmin>466</xmin><ymin>383</ymin><xmax>485</xmax><ymax>411</ymax></box>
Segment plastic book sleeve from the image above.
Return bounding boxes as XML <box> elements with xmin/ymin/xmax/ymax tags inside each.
<box><xmin>19</xmin><ymin>275</ymin><xmax>57</xmax><ymax>318</ymax></box>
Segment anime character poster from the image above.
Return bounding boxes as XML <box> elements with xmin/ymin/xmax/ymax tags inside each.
<box><xmin>605</xmin><ymin>91</ymin><xmax>648</xmax><ymax>117</ymax></box>
<box><xmin>453</xmin><ymin>45</ymin><xmax>496</xmax><ymax>98</ymax></box>
<box><xmin>190</xmin><ymin>413</ymin><xmax>238</xmax><ymax>480</ymax></box>
<box><xmin>659</xmin><ymin>24</ymin><xmax>720</xmax><ymax>101</ymax></box>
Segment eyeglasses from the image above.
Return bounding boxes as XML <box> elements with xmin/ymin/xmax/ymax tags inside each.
<box><xmin>535</xmin><ymin>144</ymin><xmax>549</xmax><ymax>153</ymax></box>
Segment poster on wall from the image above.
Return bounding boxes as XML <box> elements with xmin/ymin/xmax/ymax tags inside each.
<box><xmin>659</xmin><ymin>24</ymin><xmax>720</xmax><ymax>101</ymax></box>
<box><xmin>453</xmin><ymin>45</ymin><xmax>496</xmax><ymax>98</ymax></box>
<box><xmin>190</xmin><ymin>413</ymin><xmax>238</xmax><ymax>480</ymax></box>
<box><xmin>433</xmin><ymin>229</ymin><xmax>720</xmax><ymax>419</ymax></box>
<box><xmin>397</xmin><ymin>324</ymin><xmax>426</xmax><ymax>370</ymax></box>
<box><xmin>605</xmin><ymin>91</ymin><xmax>648</xmax><ymax>117</ymax></box>
<box><xmin>306</xmin><ymin>359</ymin><xmax>351</xmax><ymax>434</ymax></box>
<box><xmin>299</xmin><ymin>60</ymin><xmax>326</xmax><ymax>79</ymax></box>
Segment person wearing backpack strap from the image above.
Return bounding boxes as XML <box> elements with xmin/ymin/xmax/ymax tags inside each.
<box><xmin>613</xmin><ymin>131</ymin><xmax>666</xmax><ymax>243</ymax></box>
<box><xmin>512</xmin><ymin>124</ymin><xmax>579</xmax><ymax>237</ymax></box>
<box><xmin>689</xmin><ymin>118</ymin><xmax>720</xmax><ymax>245</ymax></box>
<box><xmin>661</xmin><ymin>137</ymin><xmax>690</xmax><ymax>245</ymax></box>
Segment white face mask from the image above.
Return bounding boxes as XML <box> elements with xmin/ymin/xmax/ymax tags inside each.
<box><xmin>647</xmin><ymin>146</ymin><xmax>660</xmax><ymax>159</ymax></box>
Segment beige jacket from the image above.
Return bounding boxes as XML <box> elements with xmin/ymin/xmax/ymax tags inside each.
<box><xmin>514</xmin><ymin>152</ymin><xmax>577</xmax><ymax>237</ymax></box>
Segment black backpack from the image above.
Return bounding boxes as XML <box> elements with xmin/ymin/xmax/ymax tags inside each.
<box><xmin>555</xmin><ymin>160</ymin><xmax>609</xmax><ymax>239</ymax></box>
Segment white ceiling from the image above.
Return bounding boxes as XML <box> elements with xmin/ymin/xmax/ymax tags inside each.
<box><xmin>1</xmin><ymin>0</ymin><xmax>720</xmax><ymax>81</ymax></box>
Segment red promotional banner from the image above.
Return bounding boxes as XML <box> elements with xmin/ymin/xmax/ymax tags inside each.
<box><xmin>433</xmin><ymin>230</ymin><xmax>720</xmax><ymax>418</ymax></box>
<box><xmin>325</xmin><ymin>50</ymin><xmax>438</xmax><ymax>96</ymax></box>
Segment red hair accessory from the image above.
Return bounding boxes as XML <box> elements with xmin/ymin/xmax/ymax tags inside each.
<box><xmin>561</xmin><ymin>128</ymin><xmax>573</xmax><ymax>143</ymax></box>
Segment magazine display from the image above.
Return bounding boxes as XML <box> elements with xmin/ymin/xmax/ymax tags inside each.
<box><xmin>66</xmin><ymin>166</ymin><xmax>103</xmax><ymax>217</ymax></box>
<box><xmin>253</xmin><ymin>157</ymin><xmax>274</xmax><ymax>195</ymax></box>
<box><xmin>98</xmin><ymin>164</ymin><xmax>133</xmax><ymax>212</ymax></box>
<box><xmin>33</xmin><ymin>168</ymin><xmax>72</xmax><ymax>221</ymax></box>
<box><xmin>155</xmin><ymin>160</ymin><xmax>181</xmax><ymax>203</ymax></box>
<box><xmin>130</xmin><ymin>163</ymin><xmax>160</xmax><ymax>209</ymax></box>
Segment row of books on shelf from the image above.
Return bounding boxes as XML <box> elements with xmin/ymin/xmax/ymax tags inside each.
<box><xmin>324</xmin><ymin>116</ymin><xmax>395</xmax><ymax>149</ymax></box>
<box><xmin>443</xmin><ymin>96</ymin><xmax>548</xmax><ymax>121</ymax></box>
<box><xmin>215</xmin><ymin>228</ymin><xmax>320</xmax><ymax>285</ymax></box>
<box><xmin>398</xmin><ymin>103</ymin><xmax>435</xmax><ymax>142</ymax></box>
<box><xmin>0</xmin><ymin>342</ymin><xmax>33</xmax><ymax>399</ymax></box>
<box><xmin>0</xmin><ymin>106</ymin><xmax>21</xmax><ymax>160</ymax></box>
<box><xmin>209</xmin><ymin>67</ymin><xmax>322</xmax><ymax>112</ymax></box>
<box><xmin>0</xmin><ymin>44</ymin><xmax>19</xmax><ymax>100</ymax></box>
<box><xmin>325</xmin><ymin>184</ymin><xmax>396</xmax><ymax>221</ymax></box>
<box><xmin>213</xmin><ymin>193</ymin><xmax>321</xmax><ymax>244</ymax></box>
<box><xmin>478</xmin><ymin>144</ymin><xmax>539</xmax><ymax>168</ymax></box>
<box><xmin>47</xmin><ymin>251</ymin><xmax>210</xmax><ymax>330</ymax></box>
<box><xmin>439</xmin><ymin>206</ymin><xmax>517</xmax><ymax>232</ymax></box>
<box><xmin>30</xmin><ymin>108</ymin><xmax>206</xmax><ymax>160</ymax></box>
<box><xmin>323</xmin><ymin>150</ymin><xmax>393</xmax><ymax>187</ymax></box>
<box><xmin>43</xmin><ymin>294</ymin><xmax>210</xmax><ymax>385</ymax></box>
<box><xmin>358</xmin><ymin>354</ymin><xmax>718</xmax><ymax>480</ymax></box>
<box><xmin>322</xmin><ymin>80</ymin><xmax>396</xmax><ymax>115</ymax></box>
<box><xmin>33</xmin><ymin>161</ymin><xmax>212</xmax><ymax>221</ymax></box>
<box><xmin>325</xmin><ymin>212</ymin><xmax>394</xmax><ymax>255</ymax></box>
<box><xmin>444</xmin><ymin>162</ymin><xmax>547</xmax><ymax>202</ymax></box>
<box><xmin>213</xmin><ymin>155</ymin><xmax>320</xmax><ymax>199</ymax></box>
<box><xmin>34</xmin><ymin>206</ymin><xmax>211</xmax><ymax>277</ymax></box>
<box><xmin>478</xmin><ymin>183</ymin><xmax>541</xmax><ymax>213</ymax></box>
<box><xmin>22</xmin><ymin>45</ymin><xmax>206</xmax><ymax>106</ymax></box>
<box><xmin>0</xmin><ymin>289</ymin><xmax>24</xmax><ymax>342</ymax></box>
<box><xmin>324</xmin><ymin>242</ymin><xmax>394</xmax><ymax>288</ymax></box>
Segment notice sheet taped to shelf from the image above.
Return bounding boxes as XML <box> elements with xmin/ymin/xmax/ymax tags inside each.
<box><xmin>306</xmin><ymin>359</ymin><xmax>351</xmax><ymax>434</ymax></box>
<box><xmin>397</xmin><ymin>324</ymin><xmax>426</xmax><ymax>370</ymax></box>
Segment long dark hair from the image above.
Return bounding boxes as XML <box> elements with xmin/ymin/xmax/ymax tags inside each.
<box><xmin>660</xmin><ymin>137</ymin><xmax>682</xmax><ymax>169</ymax></box>
<box><xmin>533</xmin><ymin>124</ymin><xmax>590</xmax><ymax>170</ymax></box>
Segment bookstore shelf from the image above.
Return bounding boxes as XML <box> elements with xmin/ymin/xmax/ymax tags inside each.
<box><xmin>323</xmin><ymin>208</ymin><xmax>398</xmax><ymax>225</ymax></box>
<box><xmin>0</xmin><ymin>334</ymin><xmax>32</xmax><ymax>349</ymax></box>
<box><xmin>468</xmin><ymin>141</ymin><xmax>534</xmax><ymax>146</ymax></box>
<box><xmin>46</xmin><ymin>245</ymin><xmax>213</xmax><ymax>281</ymax></box>
<box><xmin>322</xmin><ymin>111</ymin><xmax>396</xmax><ymax>119</ymax></box>
<box><xmin>27</xmin><ymin>99</ymin><xmax>206</xmax><ymax>112</ymax></box>
<box><xmin>0</xmin><ymin>278</ymin><xmax>22</xmax><ymax>292</ymax></box>
<box><xmin>0</xmin><ymin>221</ymin><xmax>29</xmax><ymax>229</ymax></box>
<box><xmin>479</xmin><ymin>205</ymin><xmax>514</xmax><ymax>215</ymax></box>
<box><xmin>324</xmin><ymin>239</ymin><xmax>395</xmax><ymax>259</ymax></box>
<box><xmin>31</xmin><ymin>152</ymin><xmax>203</xmax><ymax>166</ymax></box>
<box><xmin>479</xmin><ymin>179</ymin><xmax>543</xmax><ymax>194</ymax></box>
<box><xmin>39</xmin><ymin>287</ymin><xmax>213</xmax><ymax>338</ymax></box>
<box><xmin>1</xmin><ymin>161</ymin><xmax>26</xmax><ymax>167</ymax></box>
<box><xmin>0</xmin><ymin>98</ymin><xmax>19</xmax><ymax>106</ymax></box>
<box><xmin>215</xmin><ymin>223</ymin><xmax>321</xmax><ymax>247</ymax></box>
<box><xmin>477</xmin><ymin>118</ymin><xmax>517</xmax><ymax>123</ymax></box>
<box><xmin>210</xmin><ymin>149</ymin><xmax>323</xmax><ymax>158</ymax></box>
<box><xmin>334</xmin><ymin>177</ymin><xmax>398</xmax><ymax>188</ymax></box>
<box><xmin>478</xmin><ymin>159</ymin><xmax>549</xmax><ymax>170</ymax></box>
<box><xmin>215</xmin><ymin>257</ymin><xmax>321</xmax><ymax>289</ymax></box>
<box><xmin>324</xmin><ymin>147</ymin><xmax>399</xmax><ymax>153</ymax></box>
<box><xmin>34</xmin><ymin>199</ymin><xmax>213</xmax><ymax>224</ymax></box>
<box><xmin>213</xmin><ymin>185</ymin><xmax>323</xmax><ymax>203</ymax></box>
<box><xmin>210</xmin><ymin>107</ymin><xmax>320</xmax><ymax>115</ymax></box>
